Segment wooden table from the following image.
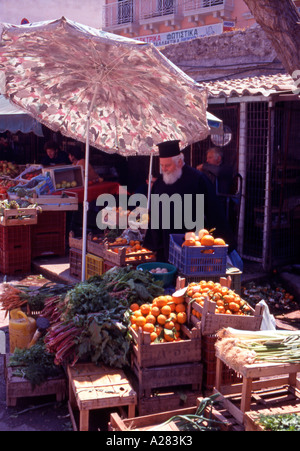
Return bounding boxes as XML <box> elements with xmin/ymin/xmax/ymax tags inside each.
<box><xmin>214</xmin><ymin>352</ymin><xmax>300</xmax><ymax>425</ymax></box>
<box><xmin>67</xmin><ymin>362</ymin><xmax>137</xmax><ymax>431</ymax></box>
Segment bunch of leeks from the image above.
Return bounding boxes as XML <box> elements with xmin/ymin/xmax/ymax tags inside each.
<box><xmin>220</xmin><ymin>328</ymin><xmax>300</xmax><ymax>364</ymax></box>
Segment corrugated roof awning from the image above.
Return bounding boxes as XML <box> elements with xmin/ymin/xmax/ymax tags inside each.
<box><xmin>199</xmin><ymin>73</ymin><xmax>296</xmax><ymax>99</ymax></box>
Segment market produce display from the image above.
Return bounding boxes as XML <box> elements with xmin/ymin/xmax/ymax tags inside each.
<box><xmin>0</xmin><ymin>281</ymin><xmax>72</xmax><ymax>317</ymax></box>
<box><xmin>242</xmin><ymin>280</ymin><xmax>297</xmax><ymax>313</ymax></box>
<box><xmin>41</xmin><ymin>266</ymin><xmax>165</xmax><ymax>367</ymax></box>
<box><xmin>0</xmin><ymin>161</ymin><xmax>21</xmax><ymax>178</ymax></box>
<box><xmin>0</xmin><ymin>179</ymin><xmax>20</xmax><ymax>197</ymax></box>
<box><xmin>129</xmin><ymin>293</ymin><xmax>188</xmax><ymax>343</ymax></box>
<box><xmin>0</xmin><ymin>198</ymin><xmax>40</xmax><ymax>225</ymax></box>
<box><xmin>21</xmin><ymin>168</ymin><xmax>42</xmax><ymax>180</ymax></box>
<box><xmin>216</xmin><ymin>328</ymin><xmax>300</xmax><ymax>366</ymax></box>
<box><xmin>256</xmin><ymin>413</ymin><xmax>300</xmax><ymax>431</ymax></box>
<box><xmin>182</xmin><ymin>228</ymin><xmax>226</xmax><ymax>247</ymax></box>
<box><xmin>186</xmin><ymin>280</ymin><xmax>251</xmax><ymax>317</ymax></box>
<box><xmin>8</xmin><ymin>340</ymin><xmax>62</xmax><ymax>388</ymax></box>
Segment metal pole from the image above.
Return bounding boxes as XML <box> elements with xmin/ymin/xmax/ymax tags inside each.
<box><xmin>262</xmin><ymin>102</ymin><xmax>273</xmax><ymax>271</ymax></box>
<box><xmin>147</xmin><ymin>150</ymin><xmax>154</xmax><ymax>211</ymax></box>
<box><xmin>237</xmin><ymin>102</ymin><xmax>247</xmax><ymax>255</ymax></box>
<box><xmin>81</xmin><ymin>85</ymin><xmax>99</xmax><ymax>282</ymax></box>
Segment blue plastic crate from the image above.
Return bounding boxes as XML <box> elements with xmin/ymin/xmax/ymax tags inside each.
<box><xmin>168</xmin><ymin>234</ymin><xmax>228</xmax><ymax>276</ymax></box>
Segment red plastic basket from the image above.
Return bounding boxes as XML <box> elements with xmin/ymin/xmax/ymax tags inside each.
<box><xmin>30</xmin><ymin>211</ymin><xmax>66</xmax><ymax>258</ymax></box>
<box><xmin>0</xmin><ymin>224</ymin><xmax>31</xmax><ymax>251</ymax></box>
<box><xmin>201</xmin><ymin>334</ymin><xmax>242</xmax><ymax>391</ymax></box>
<box><xmin>0</xmin><ymin>247</ymin><xmax>31</xmax><ymax>275</ymax></box>
<box><xmin>31</xmin><ymin>231</ymin><xmax>65</xmax><ymax>258</ymax></box>
<box><xmin>33</xmin><ymin>211</ymin><xmax>66</xmax><ymax>233</ymax></box>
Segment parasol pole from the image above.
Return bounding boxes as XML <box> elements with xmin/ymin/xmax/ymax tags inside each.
<box><xmin>81</xmin><ymin>84</ymin><xmax>99</xmax><ymax>281</ymax></box>
<box><xmin>147</xmin><ymin>149</ymin><xmax>154</xmax><ymax>211</ymax></box>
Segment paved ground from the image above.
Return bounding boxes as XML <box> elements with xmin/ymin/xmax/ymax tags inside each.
<box><xmin>0</xmin><ymin>261</ymin><xmax>300</xmax><ymax>431</ymax></box>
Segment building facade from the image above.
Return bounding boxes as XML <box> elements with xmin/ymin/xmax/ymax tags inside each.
<box><xmin>102</xmin><ymin>0</ymin><xmax>300</xmax><ymax>47</ymax></box>
<box><xmin>102</xmin><ymin>0</ymin><xmax>256</xmax><ymax>44</ymax></box>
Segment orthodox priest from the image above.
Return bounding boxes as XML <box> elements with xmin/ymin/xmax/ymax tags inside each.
<box><xmin>143</xmin><ymin>140</ymin><xmax>236</xmax><ymax>262</ymax></box>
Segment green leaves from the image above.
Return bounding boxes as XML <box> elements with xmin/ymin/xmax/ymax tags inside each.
<box><xmin>9</xmin><ymin>340</ymin><xmax>62</xmax><ymax>388</ymax></box>
<box><xmin>258</xmin><ymin>413</ymin><xmax>300</xmax><ymax>431</ymax></box>
<box><xmin>45</xmin><ymin>266</ymin><xmax>164</xmax><ymax>368</ymax></box>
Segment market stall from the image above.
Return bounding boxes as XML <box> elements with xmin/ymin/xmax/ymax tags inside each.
<box><xmin>6</xmin><ymin>224</ymin><xmax>295</xmax><ymax>432</ymax></box>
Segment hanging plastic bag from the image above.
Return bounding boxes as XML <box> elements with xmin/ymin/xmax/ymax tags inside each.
<box><xmin>258</xmin><ymin>300</ymin><xmax>276</xmax><ymax>330</ymax></box>
<box><xmin>228</xmin><ymin>249</ymin><xmax>244</xmax><ymax>272</ymax></box>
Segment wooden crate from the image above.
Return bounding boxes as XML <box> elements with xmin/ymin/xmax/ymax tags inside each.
<box><xmin>69</xmin><ymin>232</ymin><xmax>155</xmax><ymax>267</ymax></box>
<box><xmin>69</xmin><ymin>231</ymin><xmax>82</xmax><ymax>250</ymax></box>
<box><xmin>137</xmin><ymin>388</ymin><xmax>201</xmax><ymax>417</ymax></box>
<box><xmin>0</xmin><ymin>208</ymin><xmax>38</xmax><ymax>226</ymax></box>
<box><xmin>214</xmin><ymin>352</ymin><xmax>300</xmax><ymax>426</ymax></box>
<box><xmin>5</xmin><ymin>355</ymin><xmax>67</xmax><ymax>407</ymax></box>
<box><xmin>28</xmin><ymin>191</ymin><xmax>78</xmax><ymax>211</ymax></box>
<box><xmin>67</xmin><ymin>362</ymin><xmax>137</xmax><ymax>431</ymax></box>
<box><xmin>132</xmin><ymin>360</ymin><xmax>203</xmax><ymax>398</ymax></box>
<box><xmin>109</xmin><ymin>396</ymin><xmax>232</xmax><ymax>431</ymax></box>
<box><xmin>179</xmin><ymin>269</ymin><xmax>242</xmax><ymax>294</ymax></box>
<box><xmin>89</xmin><ymin>238</ymin><xmax>155</xmax><ymax>267</ymax></box>
<box><xmin>110</xmin><ymin>407</ymin><xmax>194</xmax><ymax>431</ymax></box>
<box><xmin>130</xmin><ymin>323</ymin><xmax>201</xmax><ymax>369</ymax></box>
<box><xmin>189</xmin><ymin>297</ymin><xmax>264</xmax><ymax>336</ymax></box>
<box><xmin>43</xmin><ymin>165</ymin><xmax>83</xmax><ymax>190</ymax></box>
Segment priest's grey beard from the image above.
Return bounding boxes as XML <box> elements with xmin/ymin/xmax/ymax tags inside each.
<box><xmin>162</xmin><ymin>167</ymin><xmax>182</xmax><ymax>185</ymax></box>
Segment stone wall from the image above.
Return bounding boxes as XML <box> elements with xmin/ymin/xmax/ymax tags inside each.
<box><xmin>160</xmin><ymin>25</ymin><xmax>284</xmax><ymax>82</ymax></box>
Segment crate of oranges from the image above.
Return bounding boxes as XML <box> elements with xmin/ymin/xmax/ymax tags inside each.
<box><xmin>186</xmin><ymin>279</ymin><xmax>264</xmax><ymax>335</ymax></box>
<box><xmin>168</xmin><ymin>229</ymin><xmax>228</xmax><ymax>276</ymax></box>
<box><xmin>129</xmin><ymin>293</ymin><xmax>202</xmax><ymax>369</ymax></box>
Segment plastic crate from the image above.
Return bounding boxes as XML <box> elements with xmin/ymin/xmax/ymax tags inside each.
<box><xmin>169</xmin><ymin>234</ymin><xmax>228</xmax><ymax>276</ymax></box>
<box><xmin>0</xmin><ymin>225</ymin><xmax>31</xmax><ymax>252</ymax></box>
<box><xmin>31</xmin><ymin>211</ymin><xmax>66</xmax><ymax>258</ymax></box>
<box><xmin>31</xmin><ymin>231</ymin><xmax>65</xmax><ymax>258</ymax></box>
<box><xmin>85</xmin><ymin>253</ymin><xmax>103</xmax><ymax>279</ymax></box>
<box><xmin>0</xmin><ymin>247</ymin><xmax>31</xmax><ymax>275</ymax></box>
<box><xmin>69</xmin><ymin>247</ymin><xmax>82</xmax><ymax>280</ymax></box>
<box><xmin>33</xmin><ymin>211</ymin><xmax>66</xmax><ymax>233</ymax></box>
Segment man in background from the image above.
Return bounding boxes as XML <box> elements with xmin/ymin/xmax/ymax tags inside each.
<box><xmin>197</xmin><ymin>147</ymin><xmax>234</xmax><ymax>195</ymax></box>
<box><xmin>41</xmin><ymin>140</ymin><xmax>70</xmax><ymax>166</ymax></box>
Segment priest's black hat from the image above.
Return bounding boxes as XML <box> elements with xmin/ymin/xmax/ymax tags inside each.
<box><xmin>157</xmin><ymin>140</ymin><xmax>180</xmax><ymax>158</ymax></box>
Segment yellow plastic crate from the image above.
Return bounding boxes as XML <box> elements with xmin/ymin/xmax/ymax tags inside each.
<box><xmin>85</xmin><ymin>253</ymin><xmax>104</xmax><ymax>279</ymax></box>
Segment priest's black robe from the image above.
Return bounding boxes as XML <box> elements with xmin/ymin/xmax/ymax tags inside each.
<box><xmin>143</xmin><ymin>164</ymin><xmax>235</xmax><ymax>262</ymax></box>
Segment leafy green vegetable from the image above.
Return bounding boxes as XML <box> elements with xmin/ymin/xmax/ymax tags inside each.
<box><xmin>9</xmin><ymin>340</ymin><xmax>62</xmax><ymax>388</ymax></box>
<box><xmin>258</xmin><ymin>413</ymin><xmax>300</xmax><ymax>431</ymax></box>
<box><xmin>45</xmin><ymin>266</ymin><xmax>164</xmax><ymax>368</ymax></box>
